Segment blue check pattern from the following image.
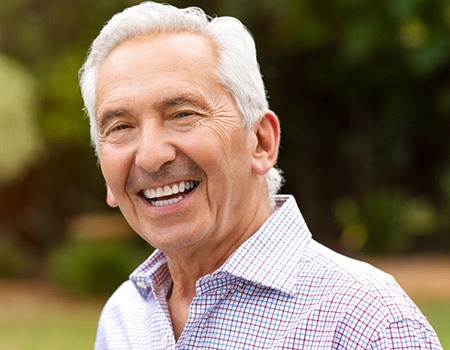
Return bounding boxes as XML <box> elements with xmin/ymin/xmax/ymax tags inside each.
<box><xmin>95</xmin><ymin>195</ymin><xmax>442</xmax><ymax>349</ymax></box>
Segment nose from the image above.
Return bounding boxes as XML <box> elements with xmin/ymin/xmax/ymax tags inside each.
<box><xmin>134</xmin><ymin>121</ymin><xmax>176</xmax><ymax>173</ymax></box>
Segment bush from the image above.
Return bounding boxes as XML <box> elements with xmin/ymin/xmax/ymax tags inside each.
<box><xmin>334</xmin><ymin>189</ymin><xmax>438</xmax><ymax>254</ymax></box>
<box><xmin>49</xmin><ymin>239</ymin><xmax>152</xmax><ymax>295</ymax></box>
<box><xmin>0</xmin><ymin>235</ymin><xmax>34</xmax><ymax>278</ymax></box>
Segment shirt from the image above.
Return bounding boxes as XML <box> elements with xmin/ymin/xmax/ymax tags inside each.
<box><xmin>95</xmin><ymin>195</ymin><xmax>442</xmax><ymax>349</ymax></box>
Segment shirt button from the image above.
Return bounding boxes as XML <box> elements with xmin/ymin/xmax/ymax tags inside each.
<box><xmin>136</xmin><ymin>281</ymin><xmax>147</xmax><ymax>289</ymax></box>
<box><xmin>160</xmin><ymin>334</ymin><xmax>168</xmax><ymax>347</ymax></box>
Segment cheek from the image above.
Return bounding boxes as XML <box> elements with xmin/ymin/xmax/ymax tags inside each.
<box><xmin>202</xmin><ymin>118</ymin><xmax>239</xmax><ymax>150</ymax></box>
<box><xmin>191</xmin><ymin>128</ymin><xmax>253</xmax><ymax>181</ymax></box>
<box><xmin>99</xmin><ymin>147</ymin><xmax>132</xmax><ymax>190</ymax></box>
<box><xmin>183</xmin><ymin>129</ymin><xmax>232</xmax><ymax>167</ymax></box>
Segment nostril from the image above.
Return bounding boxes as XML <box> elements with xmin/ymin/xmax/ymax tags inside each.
<box><xmin>135</xmin><ymin>145</ymin><xmax>177</xmax><ymax>173</ymax></box>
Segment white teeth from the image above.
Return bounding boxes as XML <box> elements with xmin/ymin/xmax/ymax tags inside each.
<box><xmin>142</xmin><ymin>180</ymin><xmax>197</xmax><ymax>201</ymax></box>
<box><xmin>153</xmin><ymin>196</ymin><xmax>183</xmax><ymax>207</ymax></box>
<box><xmin>163</xmin><ymin>185</ymin><xmax>172</xmax><ymax>196</ymax></box>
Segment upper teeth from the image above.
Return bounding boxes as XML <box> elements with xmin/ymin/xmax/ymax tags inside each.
<box><xmin>142</xmin><ymin>180</ymin><xmax>196</xmax><ymax>200</ymax></box>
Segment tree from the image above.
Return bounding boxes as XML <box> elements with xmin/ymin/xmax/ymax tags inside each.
<box><xmin>0</xmin><ymin>0</ymin><xmax>449</xmax><ymax>255</ymax></box>
<box><xmin>0</xmin><ymin>54</ymin><xmax>42</xmax><ymax>184</ymax></box>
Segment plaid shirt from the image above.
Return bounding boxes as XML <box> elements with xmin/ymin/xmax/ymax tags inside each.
<box><xmin>95</xmin><ymin>195</ymin><xmax>442</xmax><ymax>349</ymax></box>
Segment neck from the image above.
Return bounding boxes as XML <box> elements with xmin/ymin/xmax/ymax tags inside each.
<box><xmin>163</xmin><ymin>188</ymin><xmax>274</xmax><ymax>341</ymax></box>
<box><xmin>165</xmin><ymin>217</ymin><xmax>267</xmax><ymax>341</ymax></box>
<box><xmin>165</xmin><ymin>195</ymin><xmax>273</xmax><ymax>298</ymax></box>
<box><xmin>166</xmin><ymin>238</ymin><xmax>239</xmax><ymax>296</ymax></box>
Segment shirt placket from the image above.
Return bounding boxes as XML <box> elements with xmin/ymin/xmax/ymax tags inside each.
<box><xmin>149</xmin><ymin>278</ymin><xmax>178</xmax><ymax>350</ymax></box>
<box><xmin>176</xmin><ymin>274</ymin><xmax>234</xmax><ymax>349</ymax></box>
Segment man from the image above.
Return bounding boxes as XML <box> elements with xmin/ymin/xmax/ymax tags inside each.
<box><xmin>79</xmin><ymin>2</ymin><xmax>442</xmax><ymax>349</ymax></box>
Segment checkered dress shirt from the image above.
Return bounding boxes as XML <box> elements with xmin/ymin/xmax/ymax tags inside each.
<box><xmin>95</xmin><ymin>195</ymin><xmax>442</xmax><ymax>349</ymax></box>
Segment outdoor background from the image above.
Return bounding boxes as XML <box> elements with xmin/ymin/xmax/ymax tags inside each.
<box><xmin>1</xmin><ymin>0</ymin><xmax>449</xmax><ymax>348</ymax></box>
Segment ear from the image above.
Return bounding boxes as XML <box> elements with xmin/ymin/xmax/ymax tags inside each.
<box><xmin>106</xmin><ymin>185</ymin><xmax>118</xmax><ymax>208</ymax></box>
<box><xmin>251</xmin><ymin>110</ymin><xmax>280</xmax><ymax>176</ymax></box>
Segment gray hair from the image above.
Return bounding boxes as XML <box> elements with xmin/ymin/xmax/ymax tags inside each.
<box><xmin>79</xmin><ymin>1</ymin><xmax>283</xmax><ymax>196</ymax></box>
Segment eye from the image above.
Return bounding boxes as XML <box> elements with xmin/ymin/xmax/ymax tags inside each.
<box><xmin>109</xmin><ymin>123</ymin><xmax>130</xmax><ymax>133</ymax></box>
<box><xmin>175</xmin><ymin>111</ymin><xmax>193</xmax><ymax>119</ymax></box>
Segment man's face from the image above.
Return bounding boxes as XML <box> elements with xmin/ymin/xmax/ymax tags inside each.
<box><xmin>95</xmin><ymin>33</ymin><xmax>270</xmax><ymax>253</ymax></box>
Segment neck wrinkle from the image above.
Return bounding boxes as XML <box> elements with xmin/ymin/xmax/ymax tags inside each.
<box><xmin>165</xmin><ymin>195</ymin><xmax>273</xmax><ymax>299</ymax></box>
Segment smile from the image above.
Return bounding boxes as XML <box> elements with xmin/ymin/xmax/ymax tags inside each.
<box><xmin>141</xmin><ymin>180</ymin><xmax>198</xmax><ymax>207</ymax></box>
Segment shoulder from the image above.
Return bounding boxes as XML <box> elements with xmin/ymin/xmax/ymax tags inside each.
<box><xmin>299</xmin><ymin>239</ymin><xmax>417</xmax><ymax>319</ymax></box>
<box><xmin>295</xmin><ymin>240</ymin><xmax>441</xmax><ymax>347</ymax></box>
<box><xmin>95</xmin><ymin>281</ymin><xmax>149</xmax><ymax>349</ymax></box>
<box><xmin>98</xmin><ymin>280</ymin><xmax>144</xmax><ymax>322</ymax></box>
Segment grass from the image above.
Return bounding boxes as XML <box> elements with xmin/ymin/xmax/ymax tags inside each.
<box><xmin>0</xmin><ymin>318</ymin><xmax>99</xmax><ymax>349</ymax></box>
<box><xmin>1</xmin><ymin>304</ymin><xmax>449</xmax><ymax>350</ymax></box>
<box><xmin>417</xmin><ymin>300</ymin><xmax>450</xmax><ymax>348</ymax></box>
<box><xmin>0</xmin><ymin>280</ymin><xmax>104</xmax><ymax>350</ymax></box>
<box><xmin>0</xmin><ymin>281</ymin><xmax>448</xmax><ymax>349</ymax></box>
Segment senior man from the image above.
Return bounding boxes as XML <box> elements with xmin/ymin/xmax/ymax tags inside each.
<box><xmin>79</xmin><ymin>2</ymin><xmax>442</xmax><ymax>349</ymax></box>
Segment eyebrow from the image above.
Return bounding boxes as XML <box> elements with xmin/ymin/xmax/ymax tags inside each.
<box><xmin>156</xmin><ymin>93</ymin><xmax>211</xmax><ymax>111</ymax></box>
<box><xmin>97</xmin><ymin>108</ymin><xmax>128</xmax><ymax>133</ymax></box>
<box><xmin>97</xmin><ymin>93</ymin><xmax>211</xmax><ymax>131</ymax></box>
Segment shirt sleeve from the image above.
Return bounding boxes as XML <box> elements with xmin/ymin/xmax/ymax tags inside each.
<box><xmin>94</xmin><ymin>281</ymin><xmax>138</xmax><ymax>350</ymax></box>
<box><xmin>94</xmin><ymin>317</ymin><xmax>107</xmax><ymax>350</ymax></box>
<box><xmin>369</xmin><ymin>319</ymin><xmax>443</xmax><ymax>350</ymax></box>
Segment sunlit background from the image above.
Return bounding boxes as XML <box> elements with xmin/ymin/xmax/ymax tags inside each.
<box><xmin>1</xmin><ymin>0</ymin><xmax>449</xmax><ymax>348</ymax></box>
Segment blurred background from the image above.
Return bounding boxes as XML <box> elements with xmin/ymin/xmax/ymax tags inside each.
<box><xmin>1</xmin><ymin>0</ymin><xmax>449</xmax><ymax>348</ymax></box>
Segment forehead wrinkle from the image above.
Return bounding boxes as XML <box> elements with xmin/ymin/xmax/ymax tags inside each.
<box><xmin>157</xmin><ymin>92</ymin><xmax>212</xmax><ymax>112</ymax></box>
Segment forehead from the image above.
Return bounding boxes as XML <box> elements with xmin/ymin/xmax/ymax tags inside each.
<box><xmin>99</xmin><ymin>32</ymin><xmax>217</xmax><ymax>78</ymax></box>
<box><xmin>95</xmin><ymin>32</ymin><xmax>220</xmax><ymax>108</ymax></box>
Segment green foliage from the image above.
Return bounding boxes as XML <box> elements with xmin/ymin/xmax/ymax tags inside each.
<box><xmin>437</xmin><ymin>167</ymin><xmax>450</xmax><ymax>238</ymax></box>
<box><xmin>49</xmin><ymin>239</ymin><xmax>151</xmax><ymax>295</ymax></box>
<box><xmin>41</xmin><ymin>49</ymin><xmax>90</xmax><ymax>144</ymax></box>
<box><xmin>0</xmin><ymin>0</ymin><xmax>449</xmax><ymax>254</ymax></box>
<box><xmin>0</xmin><ymin>54</ymin><xmax>43</xmax><ymax>183</ymax></box>
<box><xmin>0</xmin><ymin>234</ymin><xmax>34</xmax><ymax>278</ymax></box>
<box><xmin>334</xmin><ymin>189</ymin><xmax>438</xmax><ymax>253</ymax></box>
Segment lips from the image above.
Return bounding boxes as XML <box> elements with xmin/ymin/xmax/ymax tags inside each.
<box><xmin>141</xmin><ymin>180</ymin><xmax>198</xmax><ymax>207</ymax></box>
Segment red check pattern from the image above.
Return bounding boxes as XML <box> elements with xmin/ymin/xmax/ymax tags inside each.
<box><xmin>95</xmin><ymin>195</ymin><xmax>442</xmax><ymax>349</ymax></box>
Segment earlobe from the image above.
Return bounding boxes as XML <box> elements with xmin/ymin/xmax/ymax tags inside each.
<box><xmin>106</xmin><ymin>186</ymin><xmax>118</xmax><ymax>208</ymax></box>
<box><xmin>252</xmin><ymin>110</ymin><xmax>280</xmax><ymax>175</ymax></box>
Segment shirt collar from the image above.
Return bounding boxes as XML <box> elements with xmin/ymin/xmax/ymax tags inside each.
<box><xmin>130</xmin><ymin>249</ymin><xmax>169</xmax><ymax>300</ymax></box>
<box><xmin>216</xmin><ymin>195</ymin><xmax>311</xmax><ymax>295</ymax></box>
<box><xmin>130</xmin><ymin>195</ymin><xmax>311</xmax><ymax>299</ymax></box>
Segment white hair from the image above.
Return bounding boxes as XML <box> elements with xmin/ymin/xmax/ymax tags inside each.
<box><xmin>79</xmin><ymin>1</ymin><xmax>283</xmax><ymax>196</ymax></box>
